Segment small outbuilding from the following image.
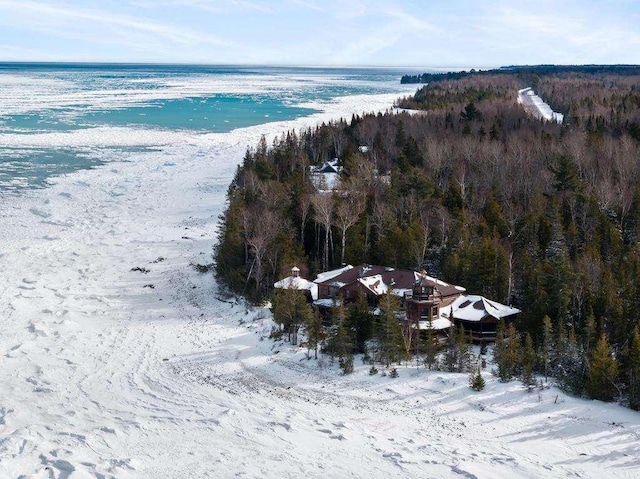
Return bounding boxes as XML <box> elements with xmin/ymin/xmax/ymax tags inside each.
<box><xmin>447</xmin><ymin>294</ymin><xmax>520</xmax><ymax>342</ymax></box>
<box><xmin>273</xmin><ymin>266</ymin><xmax>318</xmax><ymax>301</ymax></box>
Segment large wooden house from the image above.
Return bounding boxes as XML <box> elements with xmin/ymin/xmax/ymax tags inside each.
<box><xmin>314</xmin><ymin>264</ymin><xmax>463</xmax><ymax>307</ymax></box>
<box><xmin>275</xmin><ymin>264</ymin><xmax>520</xmax><ymax>341</ymax></box>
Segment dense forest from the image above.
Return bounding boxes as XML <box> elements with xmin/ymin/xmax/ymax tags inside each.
<box><xmin>214</xmin><ymin>67</ymin><xmax>640</xmax><ymax>407</ymax></box>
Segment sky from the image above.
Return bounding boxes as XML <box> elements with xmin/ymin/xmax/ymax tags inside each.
<box><xmin>0</xmin><ymin>0</ymin><xmax>638</xmax><ymax>67</ymax></box>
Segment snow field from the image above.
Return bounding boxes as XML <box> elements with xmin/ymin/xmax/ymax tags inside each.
<box><xmin>0</xmin><ymin>90</ymin><xmax>638</xmax><ymax>478</ymax></box>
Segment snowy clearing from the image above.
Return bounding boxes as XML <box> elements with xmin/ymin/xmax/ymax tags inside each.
<box><xmin>0</xmin><ymin>92</ymin><xmax>638</xmax><ymax>478</ymax></box>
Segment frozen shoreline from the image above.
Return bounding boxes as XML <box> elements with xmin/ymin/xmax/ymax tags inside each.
<box><xmin>1</xmin><ymin>89</ymin><xmax>639</xmax><ymax>479</ymax></box>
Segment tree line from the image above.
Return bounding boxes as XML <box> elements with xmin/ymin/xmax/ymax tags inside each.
<box><xmin>214</xmin><ymin>69</ymin><xmax>640</xmax><ymax>408</ymax></box>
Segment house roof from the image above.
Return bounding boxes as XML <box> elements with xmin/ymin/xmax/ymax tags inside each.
<box><xmin>316</xmin><ymin>264</ymin><xmax>412</xmax><ymax>288</ymax></box>
<box><xmin>310</xmin><ymin>159</ymin><xmax>342</xmax><ymax>191</ymax></box>
<box><xmin>314</xmin><ymin>265</ymin><xmax>354</xmax><ymax>284</ymax></box>
<box><xmin>315</xmin><ymin>264</ymin><xmax>464</xmax><ymax>298</ymax></box>
<box><xmin>417</xmin><ymin>317</ymin><xmax>452</xmax><ymax>331</ymax></box>
<box><xmin>273</xmin><ymin>276</ymin><xmax>319</xmax><ymax>300</ymax></box>
<box><xmin>414</xmin><ymin>272</ymin><xmax>466</xmax><ymax>297</ymax></box>
<box><xmin>357</xmin><ymin>274</ymin><xmax>388</xmax><ymax>296</ymax></box>
<box><xmin>446</xmin><ymin>294</ymin><xmax>520</xmax><ymax>322</ymax></box>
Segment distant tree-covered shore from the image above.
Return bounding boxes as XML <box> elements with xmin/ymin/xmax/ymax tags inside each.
<box><xmin>401</xmin><ymin>64</ymin><xmax>640</xmax><ymax>84</ymax></box>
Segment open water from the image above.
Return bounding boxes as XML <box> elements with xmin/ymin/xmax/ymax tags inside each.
<box><xmin>0</xmin><ymin>64</ymin><xmax>417</xmax><ymax>192</ymax></box>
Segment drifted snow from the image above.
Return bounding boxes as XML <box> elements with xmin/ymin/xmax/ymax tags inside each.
<box><xmin>0</xmin><ymin>92</ymin><xmax>638</xmax><ymax>479</ymax></box>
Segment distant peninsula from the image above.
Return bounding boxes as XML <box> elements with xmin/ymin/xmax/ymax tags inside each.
<box><xmin>400</xmin><ymin>64</ymin><xmax>640</xmax><ymax>84</ymax></box>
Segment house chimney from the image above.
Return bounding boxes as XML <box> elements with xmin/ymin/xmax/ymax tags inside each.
<box><xmin>291</xmin><ymin>266</ymin><xmax>300</xmax><ymax>278</ymax></box>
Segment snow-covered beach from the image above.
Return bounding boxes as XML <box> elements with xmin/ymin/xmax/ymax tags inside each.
<box><xmin>1</xmin><ymin>81</ymin><xmax>639</xmax><ymax>479</ymax></box>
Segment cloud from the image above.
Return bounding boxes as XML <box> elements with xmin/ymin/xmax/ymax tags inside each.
<box><xmin>289</xmin><ymin>0</ymin><xmax>325</xmax><ymax>13</ymax></box>
<box><xmin>0</xmin><ymin>0</ymin><xmax>637</xmax><ymax>65</ymax></box>
<box><xmin>130</xmin><ymin>0</ymin><xmax>270</xmax><ymax>13</ymax></box>
<box><xmin>0</xmin><ymin>0</ymin><xmax>233</xmax><ymax>48</ymax></box>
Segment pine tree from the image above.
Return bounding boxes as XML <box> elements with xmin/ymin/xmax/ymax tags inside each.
<box><xmin>542</xmin><ymin>315</ymin><xmax>553</xmax><ymax>382</ymax></box>
<box><xmin>494</xmin><ymin>322</ymin><xmax>520</xmax><ymax>381</ymax></box>
<box><xmin>456</xmin><ymin>324</ymin><xmax>471</xmax><ymax>373</ymax></box>
<box><xmin>272</xmin><ymin>288</ymin><xmax>311</xmax><ymax>344</ymax></box>
<box><xmin>586</xmin><ymin>334</ymin><xmax>619</xmax><ymax>402</ymax></box>
<box><xmin>583</xmin><ymin>308</ymin><xmax>597</xmax><ymax>356</ymax></box>
<box><xmin>493</xmin><ymin>320</ymin><xmax>508</xmax><ymax>381</ymax></box>
<box><xmin>325</xmin><ymin>303</ymin><xmax>347</xmax><ymax>362</ymax></box>
<box><xmin>292</xmin><ymin>291</ymin><xmax>313</xmax><ymax>346</ymax></box>
<box><xmin>305</xmin><ymin>306</ymin><xmax>325</xmax><ymax>359</ymax></box>
<box><xmin>521</xmin><ymin>333</ymin><xmax>536</xmax><ymax>389</ymax></box>
<box><xmin>506</xmin><ymin>323</ymin><xmax>521</xmax><ymax>379</ymax></box>
<box><xmin>627</xmin><ymin>326</ymin><xmax>640</xmax><ymax>410</ymax></box>
<box><xmin>470</xmin><ymin>367</ymin><xmax>486</xmax><ymax>391</ymax></box>
<box><xmin>423</xmin><ymin>325</ymin><xmax>439</xmax><ymax>370</ymax></box>
<box><xmin>333</xmin><ymin>305</ymin><xmax>352</xmax><ymax>361</ymax></box>
<box><xmin>555</xmin><ymin>324</ymin><xmax>586</xmax><ymax>395</ymax></box>
<box><xmin>378</xmin><ymin>293</ymin><xmax>406</xmax><ymax>366</ymax></box>
<box><xmin>347</xmin><ymin>293</ymin><xmax>374</xmax><ymax>353</ymax></box>
<box><xmin>443</xmin><ymin>325</ymin><xmax>459</xmax><ymax>373</ymax></box>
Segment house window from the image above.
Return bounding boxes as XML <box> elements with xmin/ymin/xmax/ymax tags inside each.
<box><xmin>328</xmin><ymin>286</ymin><xmax>339</xmax><ymax>297</ymax></box>
<box><xmin>432</xmin><ymin>307</ymin><xmax>439</xmax><ymax>318</ymax></box>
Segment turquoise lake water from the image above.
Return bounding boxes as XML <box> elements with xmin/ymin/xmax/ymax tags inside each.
<box><xmin>0</xmin><ymin>64</ymin><xmax>418</xmax><ymax>192</ymax></box>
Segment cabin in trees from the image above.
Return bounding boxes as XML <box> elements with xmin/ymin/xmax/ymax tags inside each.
<box><xmin>310</xmin><ymin>159</ymin><xmax>341</xmax><ymax>191</ymax></box>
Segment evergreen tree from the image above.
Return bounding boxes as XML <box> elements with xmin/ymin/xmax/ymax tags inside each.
<box><xmin>456</xmin><ymin>324</ymin><xmax>472</xmax><ymax>373</ymax></box>
<box><xmin>305</xmin><ymin>306</ymin><xmax>325</xmax><ymax>359</ymax></box>
<box><xmin>443</xmin><ymin>325</ymin><xmax>459</xmax><ymax>373</ymax></box>
<box><xmin>493</xmin><ymin>320</ymin><xmax>508</xmax><ymax>380</ymax></box>
<box><xmin>506</xmin><ymin>323</ymin><xmax>521</xmax><ymax>379</ymax></box>
<box><xmin>555</xmin><ymin>324</ymin><xmax>586</xmax><ymax>395</ymax></box>
<box><xmin>627</xmin><ymin>326</ymin><xmax>640</xmax><ymax>410</ymax></box>
<box><xmin>347</xmin><ymin>292</ymin><xmax>374</xmax><ymax>353</ymax></box>
<box><xmin>470</xmin><ymin>367</ymin><xmax>486</xmax><ymax>391</ymax></box>
<box><xmin>423</xmin><ymin>325</ymin><xmax>439</xmax><ymax>370</ymax></box>
<box><xmin>586</xmin><ymin>334</ymin><xmax>619</xmax><ymax>402</ymax></box>
<box><xmin>333</xmin><ymin>304</ymin><xmax>352</xmax><ymax>361</ymax></box>
<box><xmin>325</xmin><ymin>303</ymin><xmax>346</xmax><ymax>362</ymax></box>
<box><xmin>378</xmin><ymin>293</ymin><xmax>406</xmax><ymax>366</ymax></box>
<box><xmin>521</xmin><ymin>333</ymin><xmax>537</xmax><ymax>389</ymax></box>
<box><xmin>550</xmin><ymin>154</ymin><xmax>579</xmax><ymax>192</ymax></box>
<box><xmin>494</xmin><ymin>321</ymin><xmax>520</xmax><ymax>381</ymax></box>
<box><xmin>542</xmin><ymin>315</ymin><xmax>553</xmax><ymax>382</ymax></box>
<box><xmin>583</xmin><ymin>308</ymin><xmax>597</xmax><ymax>356</ymax></box>
<box><xmin>272</xmin><ymin>288</ymin><xmax>312</xmax><ymax>344</ymax></box>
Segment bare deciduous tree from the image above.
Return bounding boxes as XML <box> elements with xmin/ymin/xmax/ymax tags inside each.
<box><xmin>244</xmin><ymin>206</ymin><xmax>281</xmax><ymax>292</ymax></box>
<box><xmin>312</xmin><ymin>193</ymin><xmax>334</xmax><ymax>271</ymax></box>
<box><xmin>334</xmin><ymin>185</ymin><xmax>366</xmax><ymax>265</ymax></box>
<box><xmin>299</xmin><ymin>194</ymin><xmax>311</xmax><ymax>245</ymax></box>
